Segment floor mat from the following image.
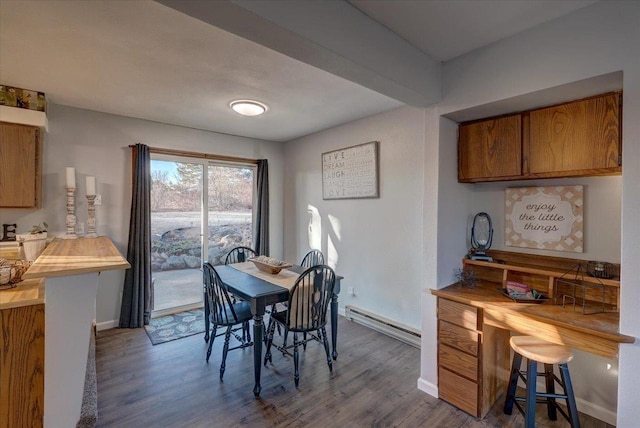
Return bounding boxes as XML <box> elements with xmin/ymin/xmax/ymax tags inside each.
<box><xmin>144</xmin><ymin>309</ymin><xmax>205</xmax><ymax>345</ymax></box>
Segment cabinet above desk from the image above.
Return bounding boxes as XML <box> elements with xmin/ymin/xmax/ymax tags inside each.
<box><xmin>458</xmin><ymin>92</ymin><xmax>621</xmax><ymax>183</ymax></box>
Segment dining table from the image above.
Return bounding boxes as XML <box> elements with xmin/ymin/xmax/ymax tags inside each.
<box><xmin>203</xmin><ymin>263</ymin><xmax>343</xmax><ymax>396</ymax></box>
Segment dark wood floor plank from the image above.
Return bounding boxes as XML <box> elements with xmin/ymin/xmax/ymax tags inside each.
<box><xmin>96</xmin><ymin>316</ymin><xmax>613</xmax><ymax>428</ymax></box>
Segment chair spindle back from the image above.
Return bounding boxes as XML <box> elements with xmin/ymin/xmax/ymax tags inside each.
<box><xmin>287</xmin><ymin>265</ymin><xmax>335</xmax><ymax>331</ymax></box>
<box><xmin>203</xmin><ymin>262</ymin><xmax>238</xmax><ymax>325</ymax></box>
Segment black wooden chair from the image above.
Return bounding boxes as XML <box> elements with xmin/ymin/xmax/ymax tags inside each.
<box><xmin>203</xmin><ymin>262</ymin><xmax>253</xmax><ymax>380</ymax></box>
<box><xmin>224</xmin><ymin>246</ymin><xmax>257</xmax><ymax>265</ymax></box>
<box><xmin>224</xmin><ymin>246</ymin><xmax>257</xmax><ymax>340</ymax></box>
<box><xmin>264</xmin><ymin>265</ymin><xmax>336</xmax><ymax>387</ymax></box>
<box><xmin>301</xmin><ymin>249</ymin><xmax>325</xmax><ymax>268</ymax></box>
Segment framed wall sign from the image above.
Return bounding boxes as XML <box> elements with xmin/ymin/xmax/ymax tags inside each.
<box><xmin>322</xmin><ymin>141</ymin><xmax>379</xmax><ymax>200</ymax></box>
<box><xmin>505</xmin><ymin>185</ymin><xmax>584</xmax><ymax>253</ymax></box>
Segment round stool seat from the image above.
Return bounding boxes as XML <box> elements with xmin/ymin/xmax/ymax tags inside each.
<box><xmin>510</xmin><ymin>336</ymin><xmax>573</xmax><ymax>365</ymax></box>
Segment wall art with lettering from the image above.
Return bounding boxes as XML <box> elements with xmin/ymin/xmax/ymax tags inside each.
<box><xmin>322</xmin><ymin>141</ymin><xmax>379</xmax><ymax>200</ymax></box>
<box><xmin>505</xmin><ymin>186</ymin><xmax>584</xmax><ymax>253</ymax></box>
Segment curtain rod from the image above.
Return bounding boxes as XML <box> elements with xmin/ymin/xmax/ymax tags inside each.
<box><xmin>128</xmin><ymin>145</ymin><xmax>259</xmax><ymax>165</ymax></box>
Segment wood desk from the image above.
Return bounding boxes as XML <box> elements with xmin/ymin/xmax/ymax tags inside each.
<box><xmin>430</xmin><ymin>282</ymin><xmax>634</xmax><ymax>418</ymax></box>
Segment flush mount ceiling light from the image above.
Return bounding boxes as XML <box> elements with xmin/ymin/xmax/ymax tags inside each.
<box><xmin>229</xmin><ymin>99</ymin><xmax>268</xmax><ymax>116</ymax></box>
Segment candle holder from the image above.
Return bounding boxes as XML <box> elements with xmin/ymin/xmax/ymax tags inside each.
<box><xmin>64</xmin><ymin>186</ymin><xmax>78</xmax><ymax>239</ymax></box>
<box><xmin>86</xmin><ymin>195</ymin><xmax>98</xmax><ymax>238</ymax></box>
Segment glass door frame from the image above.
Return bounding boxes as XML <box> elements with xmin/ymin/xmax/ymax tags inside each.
<box><xmin>149</xmin><ymin>152</ymin><xmax>257</xmax><ymax>317</ymax></box>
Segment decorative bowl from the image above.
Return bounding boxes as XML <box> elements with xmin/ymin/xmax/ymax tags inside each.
<box><xmin>248</xmin><ymin>256</ymin><xmax>292</xmax><ymax>274</ymax></box>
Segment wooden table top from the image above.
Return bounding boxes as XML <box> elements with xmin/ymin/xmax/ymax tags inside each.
<box><xmin>22</xmin><ymin>236</ymin><xmax>130</xmax><ymax>279</ymax></box>
<box><xmin>0</xmin><ymin>278</ymin><xmax>45</xmax><ymax>310</ymax></box>
<box><xmin>431</xmin><ymin>282</ymin><xmax>635</xmax><ymax>345</ymax></box>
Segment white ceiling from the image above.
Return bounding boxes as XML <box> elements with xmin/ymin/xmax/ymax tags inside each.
<box><xmin>0</xmin><ymin>0</ymin><xmax>600</xmax><ymax>142</ymax></box>
<box><xmin>348</xmin><ymin>0</ymin><xmax>598</xmax><ymax>61</ymax></box>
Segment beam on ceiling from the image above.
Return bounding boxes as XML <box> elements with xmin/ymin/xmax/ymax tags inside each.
<box><xmin>156</xmin><ymin>0</ymin><xmax>441</xmax><ymax>107</ymax></box>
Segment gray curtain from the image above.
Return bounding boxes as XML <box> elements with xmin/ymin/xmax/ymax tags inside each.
<box><xmin>119</xmin><ymin>143</ymin><xmax>152</xmax><ymax>328</ymax></box>
<box><xmin>254</xmin><ymin>159</ymin><xmax>269</xmax><ymax>255</ymax></box>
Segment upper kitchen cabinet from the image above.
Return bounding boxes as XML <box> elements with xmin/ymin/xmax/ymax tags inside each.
<box><xmin>0</xmin><ymin>122</ymin><xmax>42</xmax><ymax>208</ymax></box>
<box><xmin>458</xmin><ymin>114</ymin><xmax>522</xmax><ymax>182</ymax></box>
<box><xmin>457</xmin><ymin>92</ymin><xmax>622</xmax><ymax>183</ymax></box>
<box><xmin>528</xmin><ymin>92</ymin><xmax>621</xmax><ymax>177</ymax></box>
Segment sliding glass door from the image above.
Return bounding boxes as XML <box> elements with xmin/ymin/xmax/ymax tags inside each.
<box><xmin>150</xmin><ymin>156</ymin><xmax>255</xmax><ymax>315</ymax></box>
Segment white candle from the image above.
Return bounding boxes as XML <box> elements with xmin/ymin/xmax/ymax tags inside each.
<box><xmin>86</xmin><ymin>176</ymin><xmax>96</xmax><ymax>195</ymax></box>
<box><xmin>66</xmin><ymin>167</ymin><xmax>76</xmax><ymax>188</ymax></box>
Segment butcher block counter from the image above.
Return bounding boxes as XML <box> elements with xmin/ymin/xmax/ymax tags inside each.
<box><xmin>23</xmin><ymin>235</ymin><xmax>130</xmax><ymax>279</ymax></box>
<box><xmin>14</xmin><ymin>235</ymin><xmax>128</xmax><ymax>427</ymax></box>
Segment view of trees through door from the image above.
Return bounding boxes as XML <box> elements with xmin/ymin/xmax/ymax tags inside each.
<box><xmin>150</xmin><ymin>157</ymin><xmax>255</xmax><ymax>314</ymax></box>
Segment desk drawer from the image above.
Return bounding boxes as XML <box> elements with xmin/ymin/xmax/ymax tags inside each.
<box><xmin>438</xmin><ymin>298</ymin><xmax>478</xmax><ymax>330</ymax></box>
<box><xmin>439</xmin><ymin>344</ymin><xmax>478</xmax><ymax>381</ymax></box>
<box><xmin>439</xmin><ymin>320</ymin><xmax>479</xmax><ymax>356</ymax></box>
<box><xmin>438</xmin><ymin>367</ymin><xmax>478</xmax><ymax>417</ymax></box>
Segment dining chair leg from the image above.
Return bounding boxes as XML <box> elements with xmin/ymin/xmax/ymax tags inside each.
<box><xmin>206</xmin><ymin>324</ymin><xmax>218</xmax><ymax>363</ymax></box>
<box><xmin>293</xmin><ymin>333</ymin><xmax>300</xmax><ymax>387</ymax></box>
<box><xmin>264</xmin><ymin>319</ymin><xmax>277</xmax><ymax>366</ymax></box>
<box><xmin>303</xmin><ymin>332</ymin><xmax>307</xmax><ymax>351</ymax></box>
<box><xmin>220</xmin><ymin>326</ymin><xmax>232</xmax><ymax>380</ymax></box>
<box><xmin>321</xmin><ymin>327</ymin><xmax>332</xmax><ymax>372</ymax></box>
<box><xmin>283</xmin><ymin>329</ymin><xmax>289</xmax><ymax>348</ymax></box>
<box><xmin>245</xmin><ymin>321</ymin><xmax>251</xmax><ymax>343</ymax></box>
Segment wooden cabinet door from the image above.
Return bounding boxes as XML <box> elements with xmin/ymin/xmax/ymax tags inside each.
<box><xmin>529</xmin><ymin>93</ymin><xmax>620</xmax><ymax>175</ymax></box>
<box><xmin>0</xmin><ymin>122</ymin><xmax>41</xmax><ymax>208</ymax></box>
<box><xmin>458</xmin><ymin>114</ymin><xmax>522</xmax><ymax>182</ymax></box>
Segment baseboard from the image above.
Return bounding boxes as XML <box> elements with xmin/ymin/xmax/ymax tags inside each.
<box><xmin>96</xmin><ymin>320</ymin><xmax>117</xmax><ymax>331</ymax></box>
<box><xmin>534</xmin><ymin>378</ymin><xmax>616</xmax><ymax>425</ymax></box>
<box><xmin>417</xmin><ymin>377</ymin><xmax>438</xmax><ymax>398</ymax></box>
<box><xmin>576</xmin><ymin>397</ymin><xmax>616</xmax><ymax>426</ymax></box>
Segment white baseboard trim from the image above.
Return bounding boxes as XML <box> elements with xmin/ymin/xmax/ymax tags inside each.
<box><xmin>96</xmin><ymin>319</ymin><xmax>117</xmax><ymax>331</ymax></box>
<box><xmin>417</xmin><ymin>377</ymin><xmax>438</xmax><ymax>398</ymax></box>
<box><xmin>534</xmin><ymin>378</ymin><xmax>616</xmax><ymax>425</ymax></box>
<box><xmin>576</xmin><ymin>397</ymin><xmax>616</xmax><ymax>426</ymax></box>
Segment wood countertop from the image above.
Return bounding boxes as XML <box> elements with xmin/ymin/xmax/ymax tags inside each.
<box><xmin>0</xmin><ymin>278</ymin><xmax>45</xmax><ymax>310</ymax></box>
<box><xmin>22</xmin><ymin>236</ymin><xmax>130</xmax><ymax>279</ymax></box>
<box><xmin>431</xmin><ymin>282</ymin><xmax>635</xmax><ymax>357</ymax></box>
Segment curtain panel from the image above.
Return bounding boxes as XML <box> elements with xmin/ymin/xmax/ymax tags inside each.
<box><xmin>119</xmin><ymin>143</ymin><xmax>152</xmax><ymax>328</ymax></box>
<box><xmin>254</xmin><ymin>159</ymin><xmax>269</xmax><ymax>256</ymax></box>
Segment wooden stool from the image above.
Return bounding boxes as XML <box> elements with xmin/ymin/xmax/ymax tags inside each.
<box><xmin>504</xmin><ymin>336</ymin><xmax>580</xmax><ymax>428</ymax></box>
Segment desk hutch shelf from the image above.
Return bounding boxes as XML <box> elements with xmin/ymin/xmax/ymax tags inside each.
<box><xmin>463</xmin><ymin>250</ymin><xmax>620</xmax><ymax>311</ymax></box>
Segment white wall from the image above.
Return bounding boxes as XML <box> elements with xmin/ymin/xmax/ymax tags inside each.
<box><xmin>0</xmin><ymin>103</ymin><xmax>285</xmax><ymax>326</ymax></box>
<box><xmin>284</xmin><ymin>105</ymin><xmax>425</xmax><ymax>329</ymax></box>
<box><xmin>472</xmin><ymin>176</ymin><xmax>621</xmax><ymax>262</ymax></box>
<box><xmin>420</xmin><ymin>1</ymin><xmax>640</xmax><ymax>425</ymax></box>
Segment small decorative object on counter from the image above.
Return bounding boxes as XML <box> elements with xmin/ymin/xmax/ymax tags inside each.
<box><xmin>0</xmin><ymin>258</ymin><xmax>11</xmax><ymax>287</ymax></box>
<box><xmin>86</xmin><ymin>176</ymin><xmax>98</xmax><ymax>238</ymax></box>
<box><xmin>557</xmin><ymin>263</ymin><xmax>606</xmax><ymax>315</ymax></box>
<box><xmin>586</xmin><ymin>261</ymin><xmax>616</xmax><ymax>279</ymax></box>
<box><xmin>64</xmin><ymin>167</ymin><xmax>78</xmax><ymax>239</ymax></box>
<box><xmin>454</xmin><ymin>267</ymin><xmax>478</xmax><ymax>288</ymax></box>
<box><xmin>1</xmin><ymin>224</ymin><xmax>17</xmax><ymax>241</ymax></box>
<box><xmin>499</xmin><ymin>281</ymin><xmax>548</xmax><ymax>303</ymax></box>
<box><xmin>17</xmin><ymin>224</ymin><xmax>48</xmax><ymax>261</ymax></box>
<box><xmin>468</xmin><ymin>212</ymin><xmax>494</xmax><ymax>262</ymax></box>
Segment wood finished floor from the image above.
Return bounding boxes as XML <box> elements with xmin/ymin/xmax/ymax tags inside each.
<box><xmin>96</xmin><ymin>316</ymin><xmax>612</xmax><ymax>427</ymax></box>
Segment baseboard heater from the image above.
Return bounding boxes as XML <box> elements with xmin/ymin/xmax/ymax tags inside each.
<box><xmin>344</xmin><ymin>305</ymin><xmax>421</xmax><ymax>348</ymax></box>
